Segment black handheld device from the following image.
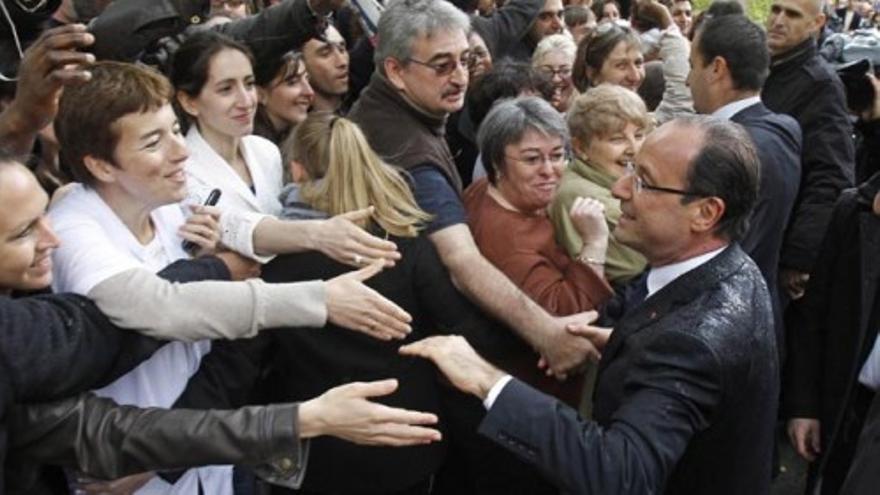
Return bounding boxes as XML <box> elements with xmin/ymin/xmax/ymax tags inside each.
<box><xmin>182</xmin><ymin>188</ymin><xmax>222</xmax><ymax>254</ymax></box>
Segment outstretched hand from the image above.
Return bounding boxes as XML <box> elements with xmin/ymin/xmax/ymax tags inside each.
<box><xmin>299</xmin><ymin>379</ymin><xmax>441</xmax><ymax>446</ymax></box>
<box><xmin>400</xmin><ymin>335</ymin><xmax>506</xmax><ymax>400</ymax></box>
<box><xmin>316</xmin><ymin>207</ymin><xmax>401</xmax><ymax>268</ymax></box>
<box><xmin>326</xmin><ymin>259</ymin><xmax>413</xmax><ymax>340</ymax></box>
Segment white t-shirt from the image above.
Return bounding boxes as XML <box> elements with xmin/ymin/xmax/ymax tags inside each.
<box><xmin>49</xmin><ymin>184</ymin><xmax>231</xmax><ymax>495</ymax></box>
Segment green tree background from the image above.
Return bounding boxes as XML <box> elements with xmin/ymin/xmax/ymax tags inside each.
<box><xmin>691</xmin><ymin>0</ymin><xmax>773</xmax><ymax>21</ymax></box>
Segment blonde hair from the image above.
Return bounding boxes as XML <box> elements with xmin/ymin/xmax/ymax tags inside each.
<box><xmin>282</xmin><ymin>112</ymin><xmax>432</xmax><ymax>237</ymax></box>
<box><xmin>567</xmin><ymin>83</ymin><xmax>652</xmax><ymax>145</ymax></box>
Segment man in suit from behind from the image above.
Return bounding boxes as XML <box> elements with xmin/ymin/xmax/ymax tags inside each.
<box><xmin>687</xmin><ymin>13</ymin><xmax>802</xmax><ymax>350</ymax></box>
<box><xmin>401</xmin><ymin>116</ymin><xmax>779</xmax><ymax>495</ymax></box>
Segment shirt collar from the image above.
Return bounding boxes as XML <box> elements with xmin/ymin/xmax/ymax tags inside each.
<box><xmin>646</xmin><ymin>245</ymin><xmax>728</xmax><ymax>297</ymax></box>
<box><xmin>712</xmin><ymin>96</ymin><xmax>762</xmax><ymax>121</ymax></box>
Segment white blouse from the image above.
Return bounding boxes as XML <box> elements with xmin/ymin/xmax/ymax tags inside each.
<box><xmin>185</xmin><ymin>126</ymin><xmax>284</xmax><ymax>262</ymax></box>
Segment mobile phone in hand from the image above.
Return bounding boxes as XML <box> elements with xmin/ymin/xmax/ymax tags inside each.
<box><xmin>182</xmin><ymin>188</ymin><xmax>222</xmax><ymax>254</ymax></box>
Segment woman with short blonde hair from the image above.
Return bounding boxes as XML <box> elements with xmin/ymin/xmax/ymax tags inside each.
<box><xmin>550</xmin><ymin>84</ymin><xmax>653</xmax><ymax>286</ymax></box>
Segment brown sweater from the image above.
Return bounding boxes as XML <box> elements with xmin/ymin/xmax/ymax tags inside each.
<box><xmin>464</xmin><ymin>179</ymin><xmax>612</xmax><ymax>316</ymax></box>
<box><xmin>464</xmin><ymin>179</ymin><xmax>613</xmax><ymax>406</ymax></box>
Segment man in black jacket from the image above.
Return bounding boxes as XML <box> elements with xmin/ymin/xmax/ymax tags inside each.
<box><xmin>784</xmin><ymin>173</ymin><xmax>880</xmax><ymax>495</ymax></box>
<box><xmin>762</xmin><ymin>0</ymin><xmax>854</xmax><ymax>303</ymax></box>
<box><xmin>402</xmin><ymin>116</ymin><xmax>779</xmax><ymax>495</ymax></box>
<box><xmin>687</xmin><ymin>14</ymin><xmax>802</xmax><ymax>349</ymax></box>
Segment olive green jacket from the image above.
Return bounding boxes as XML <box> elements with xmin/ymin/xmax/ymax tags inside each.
<box><xmin>550</xmin><ymin>158</ymin><xmax>647</xmax><ymax>285</ymax></box>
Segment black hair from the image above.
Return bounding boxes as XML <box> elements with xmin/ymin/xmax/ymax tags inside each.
<box><xmin>694</xmin><ymin>14</ymin><xmax>768</xmax><ymax>91</ymax></box>
<box><xmin>466</xmin><ymin>58</ymin><xmax>555</xmax><ymax>130</ymax></box>
<box><xmin>679</xmin><ymin>116</ymin><xmax>760</xmax><ymax>241</ymax></box>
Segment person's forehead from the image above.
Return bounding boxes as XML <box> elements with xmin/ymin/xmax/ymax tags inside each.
<box><xmin>412</xmin><ymin>29</ymin><xmax>469</xmax><ymax>57</ymax></box>
<box><xmin>541</xmin><ymin>0</ymin><xmax>564</xmax><ymax>13</ymax></box>
<box><xmin>672</xmin><ymin>1</ymin><xmax>692</xmax><ymax>12</ymax></box>
<box><xmin>207</xmin><ymin>49</ymin><xmax>253</xmax><ymax>79</ymax></box>
<box><xmin>772</xmin><ymin>0</ymin><xmax>817</xmax><ymax>16</ymax></box>
<box><xmin>606</xmin><ymin>43</ymin><xmax>641</xmax><ymax>62</ymax></box>
<box><xmin>113</xmin><ymin>104</ymin><xmax>176</xmax><ymax>142</ymax></box>
<box><xmin>638</xmin><ymin>125</ymin><xmax>700</xmax><ymax>178</ymax></box>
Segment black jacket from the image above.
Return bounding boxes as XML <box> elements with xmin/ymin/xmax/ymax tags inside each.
<box><xmin>3</xmin><ymin>256</ymin><xmax>229</xmax><ymax>494</ymax></box>
<box><xmin>731</xmin><ymin>102</ymin><xmax>802</xmax><ymax>348</ymax></box>
<box><xmin>175</xmin><ymin>234</ymin><xmax>510</xmax><ymax>494</ymax></box>
<box><xmin>855</xmin><ymin>119</ymin><xmax>880</xmax><ymax>184</ymax></box>
<box><xmin>479</xmin><ymin>245</ymin><xmax>779</xmax><ymax>495</ymax></box>
<box><xmin>90</xmin><ymin>0</ymin><xmax>326</xmax><ymax>65</ymax></box>
<box><xmin>783</xmin><ymin>174</ymin><xmax>880</xmax><ymax>490</ymax></box>
<box><xmin>762</xmin><ymin>38</ymin><xmax>855</xmax><ymax>273</ymax></box>
<box><xmin>841</xmin><ymin>392</ymin><xmax>880</xmax><ymax>495</ymax></box>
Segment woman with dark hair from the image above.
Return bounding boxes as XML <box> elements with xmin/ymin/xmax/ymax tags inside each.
<box><xmin>253</xmin><ymin>50</ymin><xmax>315</xmax><ymax>145</ymax></box>
<box><xmin>574</xmin><ymin>0</ymin><xmax>693</xmax><ymax>123</ymax></box>
<box><xmin>170</xmin><ymin>30</ymin><xmax>400</xmax><ymax>267</ymax></box>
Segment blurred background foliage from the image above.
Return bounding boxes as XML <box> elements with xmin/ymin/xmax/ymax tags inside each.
<box><xmin>692</xmin><ymin>0</ymin><xmax>773</xmax><ymax>22</ymax></box>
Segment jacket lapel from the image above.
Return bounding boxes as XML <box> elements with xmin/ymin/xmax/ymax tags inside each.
<box><xmin>598</xmin><ymin>246</ymin><xmax>746</xmax><ymax>371</ymax></box>
<box><xmin>858</xmin><ymin>212</ymin><xmax>880</xmax><ymax>347</ymax></box>
<box><xmin>187</xmin><ymin>128</ymin><xmax>264</xmax><ymax>212</ymax></box>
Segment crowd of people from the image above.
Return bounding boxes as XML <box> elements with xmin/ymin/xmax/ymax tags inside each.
<box><xmin>0</xmin><ymin>0</ymin><xmax>878</xmax><ymax>494</ymax></box>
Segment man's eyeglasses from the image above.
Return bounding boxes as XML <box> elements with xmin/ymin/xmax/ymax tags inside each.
<box><xmin>537</xmin><ymin>65</ymin><xmax>573</xmax><ymax>79</ymax></box>
<box><xmin>505</xmin><ymin>152</ymin><xmax>568</xmax><ymax>168</ymax></box>
<box><xmin>406</xmin><ymin>53</ymin><xmax>471</xmax><ymax>77</ymax></box>
<box><xmin>624</xmin><ymin>162</ymin><xmax>705</xmax><ymax>196</ymax></box>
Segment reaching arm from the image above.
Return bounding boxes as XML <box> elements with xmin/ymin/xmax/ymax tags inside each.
<box><xmin>401</xmin><ymin>332</ymin><xmax>722</xmax><ymax>493</ymax></box>
<box><xmin>429</xmin><ymin>224</ymin><xmax>600</xmax><ymax>374</ymax></box>
<box><xmin>87</xmin><ymin>268</ymin><xmax>326</xmax><ymax>342</ymax></box>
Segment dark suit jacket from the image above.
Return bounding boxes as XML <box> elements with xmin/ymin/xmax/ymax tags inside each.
<box><xmin>784</xmin><ymin>175</ymin><xmax>880</xmax><ymax>491</ymax></box>
<box><xmin>479</xmin><ymin>245</ymin><xmax>779</xmax><ymax>495</ymax></box>
<box><xmin>841</xmin><ymin>391</ymin><xmax>880</xmax><ymax>495</ymax></box>
<box><xmin>731</xmin><ymin>102</ymin><xmax>802</xmax><ymax>348</ymax></box>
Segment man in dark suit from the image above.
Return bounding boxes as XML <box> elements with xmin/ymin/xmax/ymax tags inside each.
<box><xmin>784</xmin><ymin>173</ymin><xmax>880</xmax><ymax>495</ymax></box>
<box><xmin>687</xmin><ymin>13</ymin><xmax>802</xmax><ymax>348</ymax></box>
<box><xmin>402</xmin><ymin>116</ymin><xmax>779</xmax><ymax>495</ymax></box>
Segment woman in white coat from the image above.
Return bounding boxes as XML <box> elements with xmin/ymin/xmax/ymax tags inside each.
<box><xmin>171</xmin><ymin>31</ymin><xmax>398</xmax><ymax>266</ymax></box>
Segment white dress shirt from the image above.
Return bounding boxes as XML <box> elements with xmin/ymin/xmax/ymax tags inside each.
<box><xmin>711</xmin><ymin>96</ymin><xmax>762</xmax><ymax>121</ymax></box>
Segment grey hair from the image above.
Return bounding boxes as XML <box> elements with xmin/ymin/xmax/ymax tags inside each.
<box><xmin>375</xmin><ymin>0</ymin><xmax>471</xmax><ymax>75</ymax></box>
<box><xmin>532</xmin><ymin>33</ymin><xmax>577</xmax><ymax>66</ymax></box>
<box><xmin>477</xmin><ymin>96</ymin><xmax>570</xmax><ymax>184</ymax></box>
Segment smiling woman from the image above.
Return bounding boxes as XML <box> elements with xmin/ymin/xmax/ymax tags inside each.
<box><xmin>0</xmin><ymin>158</ymin><xmax>59</xmax><ymax>294</ymax></box>
<box><xmin>464</xmin><ymin>96</ymin><xmax>613</xmax><ymax>407</ymax></box>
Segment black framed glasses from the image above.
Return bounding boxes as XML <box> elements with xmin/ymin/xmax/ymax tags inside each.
<box><xmin>624</xmin><ymin>162</ymin><xmax>706</xmax><ymax>197</ymax></box>
<box><xmin>406</xmin><ymin>54</ymin><xmax>470</xmax><ymax>77</ymax></box>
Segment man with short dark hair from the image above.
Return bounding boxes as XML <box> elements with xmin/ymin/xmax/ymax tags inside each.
<box><xmin>670</xmin><ymin>0</ymin><xmax>693</xmax><ymax>35</ymax></box>
<box><xmin>302</xmin><ymin>24</ymin><xmax>350</xmax><ymax>112</ymax></box>
<box><xmin>402</xmin><ymin>116</ymin><xmax>779</xmax><ymax>495</ymax></box>
<box><xmin>687</xmin><ymin>14</ymin><xmax>802</xmax><ymax>347</ymax></box>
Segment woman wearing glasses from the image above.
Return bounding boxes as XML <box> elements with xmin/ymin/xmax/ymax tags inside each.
<box><xmin>531</xmin><ymin>33</ymin><xmax>578</xmax><ymax>112</ymax></box>
<box><xmin>551</xmin><ymin>84</ymin><xmax>651</xmax><ymax>287</ymax></box>
<box><xmin>464</xmin><ymin>96</ymin><xmax>613</xmax><ymax>407</ymax></box>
